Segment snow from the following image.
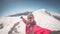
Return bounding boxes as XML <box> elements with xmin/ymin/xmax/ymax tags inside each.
<box><xmin>0</xmin><ymin>9</ymin><xmax>60</xmax><ymax>34</ymax></box>
<box><xmin>33</xmin><ymin>9</ymin><xmax>60</xmax><ymax>31</ymax></box>
<box><xmin>0</xmin><ymin>17</ymin><xmax>26</xmax><ymax>34</ymax></box>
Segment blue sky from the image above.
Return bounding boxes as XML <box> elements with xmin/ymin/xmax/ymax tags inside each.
<box><xmin>0</xmin><ymin>0</ymin><xmax>60</xmax><ymax>16</ymax></box>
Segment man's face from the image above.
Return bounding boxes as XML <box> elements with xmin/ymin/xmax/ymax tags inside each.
<box><xmin>28</xmin><ymin>16</ymin><xmax>33</xmax><ymax>22</ymax></box>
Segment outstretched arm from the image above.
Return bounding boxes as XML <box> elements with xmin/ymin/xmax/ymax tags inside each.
<box><xmin>20</xmin><ymin>16</ymin><xmax>27</xmax><ymax>24</ymax></box>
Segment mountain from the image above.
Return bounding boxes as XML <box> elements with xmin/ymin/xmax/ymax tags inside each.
<box><xmin>32</xmin><ymin>9</ymin><xmax>60</xmax><ymax>31</ymax></box>
<box><xmin>8</xmin><ymin>9</ymin><xmax>60</xmax><ymax>21</ymax></box>
<box><xmin>0</xmin><ymin>9</ymin><xmax>60</xmax><ymax>34</ymax></box>
<box><xmin>44</xmin><ymin>10</ymin><xmax>60</xmax><ymax>21</ymax></box>
<box><xmin>8</xmin><ymin>11</ymin><xmax>32</xmax><ymax>17</ymax></box>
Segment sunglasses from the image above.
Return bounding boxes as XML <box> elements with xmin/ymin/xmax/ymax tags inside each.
<box><xmin>28</xmin><ymin>17</ymin><xmax>33</xmax><ymax>19</ymax></box>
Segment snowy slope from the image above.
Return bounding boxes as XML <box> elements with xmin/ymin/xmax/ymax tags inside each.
<box><xmin>0</xmin><ymin>9</ymin><xmax>60</xmax><ymax>34</ymax></box>
<box><xmin>33</xmin><ymin>9</ymin><xmax>60</xmax><ymax>31</ymax></box>
<box><xmin>0</xmin><ymin>17</ymin><xmax>26</xmax><ymax>34</ymax></box>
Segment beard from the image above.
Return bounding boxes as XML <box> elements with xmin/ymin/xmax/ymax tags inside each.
<box><xmin>26</xmin><ymin>19</ymin><xmax>36</xmax><ymax>27</ymax></box>
<box><xmin>28</xmin><ymin>19</ymin><xmax>34</xmax><ymax>22</ymax></box>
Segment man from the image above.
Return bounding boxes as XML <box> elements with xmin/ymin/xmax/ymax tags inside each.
<box><xmin>20</xmin><ymin>13</ymin><xmax>51</xmax><ymax>34</ymax></box>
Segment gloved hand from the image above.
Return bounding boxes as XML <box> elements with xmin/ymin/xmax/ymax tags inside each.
<box><xmin>20</xmin><ymin>16</ymin><xmax>23</xmax><ymax>19</ymax></box>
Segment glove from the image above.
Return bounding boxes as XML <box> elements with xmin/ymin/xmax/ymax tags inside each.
<box><xmin>20</xmin><ymin>16</ymin><xmax>23</xmax><ymax>19</ymax></box>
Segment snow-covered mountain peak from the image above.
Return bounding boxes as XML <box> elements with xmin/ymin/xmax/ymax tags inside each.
<box><xmin>34</xmin><ymin>9</ymin><xmax>46</xmax><ymax>14</ymax></box>
<box><xmin>33</xmin><ymin>9</ymin><xmax>60</xmax><ymax>31</ymax></box>
<box><xmin>33</xmin><ymin>9</ymin><xmax>51</xmax><ymax>16</ymax></box>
